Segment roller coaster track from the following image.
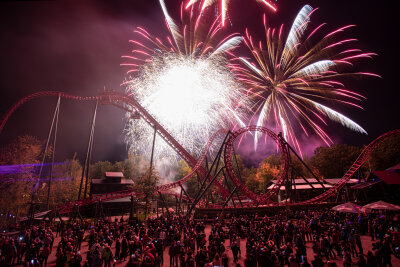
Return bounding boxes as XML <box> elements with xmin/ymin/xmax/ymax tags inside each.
<box><xmin>222</xmin><ymin>127</ymin><xmax>400</xmax><ymax>206</ymax></box>
<box><xmin>223</xmin><ymin>126</ymin><xmax>290</xmax><ymax>204</ymax></box>
<box><xmin>1</xmin><ymin>91</ymin><xmax>399</xmax><ymax>211</ymax></box>
<box><xmin>295</xmin><ymin>129</ymin><xmax>400</xmax><ymax>205</ymax></box>
<box><xmin>0</xmin><ymin>91</ymin><xmax>230</xmax><ymax>213</ymax></box>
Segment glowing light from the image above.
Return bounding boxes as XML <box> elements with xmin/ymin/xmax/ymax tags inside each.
<box><xmin>231</xmin><ymin>5</ymin><xmax>378</xmax><ymax>154</ymax></box>
<box><xmin>186</xmin><ymin>0</ymin><xmax>277</xmax><ymax>27</ymax></box>
<box><xmin>123</xmin><ymin>0</ymin><xmax>247</xmax><ymax>160</ymax></box>
<box><xmin>259</xmin><ymin>0</ymin><xmax>277</xmax><ymax>12</ymax></box>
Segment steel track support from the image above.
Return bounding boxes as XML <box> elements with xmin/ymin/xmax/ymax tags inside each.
<box><xmin>156</xmin><ymin>199</ymin><xmax>159</xmax><ymax>218</ymax></box>
<box><xmin>222</xmin><ymin>169</ymin><xmax>236</xmax><ymax>208</ymax></box>
<box><xmin>232</xmin><ymin>147</ymin><xmax>244</xmax><ymax>207</ymax></box>
<box><xmin>69</xmin><ymin>204</ymin><xmax>83</xmax><ymax>223</ymax></box>
<box><xmin>95</xmin><ymin>200</ymin><xmax>105</xmax><ymax>220</ymax></box>
<box><xmin>178</xmin><ymin>189</ymin><xmax>183</xmax><ymax>214</ymax></box>
<box><xmin>222</xmin><ymin>187</ymin><xmax>237</xmax><ymax>209</ymax></box>
<box><xmin>175</xmin><ymin>196</ymin><xmax>179</xmax><ymax>214</ymax></box>
<box><xmin>149</xmin><ymin>125</ymin><xmax>157</xmax><ymax>179</ymax></box>
<box><xmin>78</xmin><ymin>101</ymin><xmax>98</xmax><ymax>200</ymax></box>
<box><xmin>158</xmin><ymin>191</ymin><xmax>170</xmax><ymax>216</ymax></box>
<box><xmin>46</xmin><ymin>96</ymin><xmax>61</xmax><ymax>210</ymax></box>
<box><xmin>189</xmin><ymin>132</ymin><xmax>230</xmax><ymax>209</ymax></box>
<box><xmin>179</xmin><ymin>184</ymin><xmax>191</xmax><ymax>203</ymax></box>
<box><xmin>187</xmin><ymin>167</ymin><xmax>225</xmax><ymax>215</ymax></box>
<box><xmin>279</xmin><ymin>133</ymin><xmax>326</xmax><ymax>190</ymax></box>
<box><xmin>129</xmin><ymin>194</ymin><xmax>135</xmax><ymax>221</ymax></box>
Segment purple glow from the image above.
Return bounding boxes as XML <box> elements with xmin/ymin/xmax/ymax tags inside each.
<box><xmin>0</xmin><ymin>162</ymin><xmax>67</xmax><ymax>175</ymax></box>
<box><xmin>0</xmin><ymin>177</ymin><xmax>75</xmax><ymax>183</ymax></box>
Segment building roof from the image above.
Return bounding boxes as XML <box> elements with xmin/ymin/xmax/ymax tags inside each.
<box><xmin>266</xmin><ymin>177</ymin><xmax>358</xmax><ymax>191</ymax></box>
<box><xmin>372</xmin><ymin>170</ymin><xmax>400</xmax><ymax>185</ymax></box>
<box><xmin>267</xmin><ymin>183</ymin><xmax>333</xmax><ymax>190</ymax></box>
<box><xmin>105</xmin><ymin>172</ymin><xmax>124</xmax><ymax>178</ymax></box>
<box><xmin>351</xmin><ymin>180</ymin><xmax>382</xmax><ymax>190</ymax></box>
<box><xmin>388</xmin><ymin>163</ymin><xmax>400</xmax><ymax>170</ymax></box>
<box><xmin>91</xmin><ymin>178</ymin><xmax>134</xmax><ymax>184</ymax></box>
<box><xmin>279</xmin><ymin>178</ymin><xmax>358</xmax><ymax>184</ymax></box>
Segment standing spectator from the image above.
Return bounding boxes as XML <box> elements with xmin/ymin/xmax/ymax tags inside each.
<box><xmin>102</xmin><ymin>245</ymin><xmax>113</xmax><ymax>267</ymax></box>
<box><xmin>115</xmin><ymin>238</ymin><xmax>121</xmax><ymax>261</ymax></box>
<box><xmin>41</xmin><ymin>244</ymin><xmax>51</xmax><ymax>267</ymax></box>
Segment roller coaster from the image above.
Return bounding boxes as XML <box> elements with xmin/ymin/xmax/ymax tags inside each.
<box><xmin>1</xmin><ymin>91</ymin><xmax>399</xmax><ymax>215</ymax></box>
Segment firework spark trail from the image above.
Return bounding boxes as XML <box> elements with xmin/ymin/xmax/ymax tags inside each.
<box><xmin>230</xmin><ymin>5</ymin><xmax>378</xmax><ymax>155</ymax></box>
<box><xmin>186</xmin><ymin>0</ymin><xmax>277</xmax><ymax>26</ymax></box>
<box><xmin>123</xmin><ymin>0</ymin><xmax>248</xmax><ymax>161</ymax></box>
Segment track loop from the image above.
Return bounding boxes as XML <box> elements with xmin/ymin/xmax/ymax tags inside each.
<box><xmin>223</xmin><ymin>126</ymin><xmax>290</xmax><ymax>204</ymax></box>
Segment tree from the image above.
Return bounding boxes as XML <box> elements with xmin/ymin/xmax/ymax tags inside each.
<box><xmin>43</xmin><ymin>153</ymin><xmax>82</xmax><ymax>208</ymax></box>
<box><xmin>134</xmin><ymin>167</ymin><xmax>160</xmax><ymax>217</ymax></box>
<box><xmin>262</xmin><ymin>154</ymin><xmax>281</xmax><ymax>167</ymax></box>
<box><xmin>89</xmin><ymin>161</ymin><xmax>113</xmax><ymax>180</ymax></box>
<box><xmin>123</xmin><ymin>153</ymin><xmax>149</xmax><ymax>180</ymax></box>
<box><xmin>243</xmin><ymin>161</ymin><xmax>280</xmax><ymax>194</ymax></box>
<box><xmin>308</xmin><ymin>144</ymin><xmax>362</xmax><ymax>179</ymax></box>
<box><xmin>369</xmin><ymin>135</ymin><xmax>400</xmax><ymax>170</ymax></box>
<box><xmin>0</xmin><ymin>135</ymin><xmax>45</xmax><ymax>214</ymax></box>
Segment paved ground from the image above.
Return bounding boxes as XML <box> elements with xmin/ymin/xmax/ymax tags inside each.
<box><xmin>24</xmin><ymin>225</ymin><xmax>400</xmax><ymax>266</ymax></box>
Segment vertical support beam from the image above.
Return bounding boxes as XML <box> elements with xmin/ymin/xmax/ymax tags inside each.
<box><xmin>187</xmin><ymin>167</ymin><xmax>224</xmax><ymax>215</ymax></box>
<box><xmin>129</xmin><ymin>194</ymin><xmax>135</xmax><ymax>221</ymax></box>
<box><xmin>156</xmin><ymin>199</ymin><xmax>159</xmax><ymax>218</ymax></box>
<box><xmin>149</xmin><ymin>125</ymin><xmax>157</xmax><ymax>178</ymax></box>
<box><xmin>179</xmin><ymin>184</ymin><xmax>190</xmax><ymax>199</ymax></box>
<box><xmin>79</xmin><ymin>101</ymin><xmax>98</xmax><ymax>201</ymax></box>
<box><xmin>291</xmin><ymin>168</ymin><xmax>296</xmax><ymax>202</ymax></box>
<box><xmin>175</xmin><ymin>195</ymin><xmax>179</xmax><ymax>214</ymax></box>
<box><xmin>179</xmin><ymin>184</ymin><xmax>192</xmax><ymax>213</ymax></box>
<box><xmin>222</xmin><ymin>187</ymin><xmax>237</xmax><ymax>209</ymax></box>
<box><xmin>291</xmin><ymin>166</ymin><xmax>316</xmax><ymax>189</ymax></box>
<box><xmin>189</xmin><ymin>132</ymin><xmax>230</xmax><ymax>211</ymax></box>
<box><xmin>196</xmin><ymin>173</ymin><xmax>201</xmax><ymax>191</ymax></box>
<box><xmin>31</xmin><ymin>95</ymin><xmax>60</xmax><ymax>211</ymax></box>
<box><xmin>46</xmin><ymin>97</ymin><xmax>61</xmax><ymax>210</ymax></box>
<box><xmin>158</xmin><ymin>191</ymin><xmax>170</xmax><ymax>216</ymax></box>
<box><xmin>281</xmin><ymin>134</ymin><xmax>326</xmax><ymax>189</ymax></box>
<box><xmin>223</xmin><ymin>169</ymin><xmax>236</xmax><ymax>208</ymax></box>
<box><xmin>232</xmin><ymin>146</ymin><xmax>244</xmax><ymax>207</ymax></box>
<box><xmin>178</xmin><ymin>189</ymin><xmax>183</xmax><ymax>214</ymax></box>
<box><xmin>99</xmin><ymin>200</ymin><xmax>104</xmax><ymax>219</ymax></box>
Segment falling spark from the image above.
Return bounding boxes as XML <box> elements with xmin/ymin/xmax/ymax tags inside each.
<box><xmin>186</xmin><ymin>0</ymin><xmax>277</xmax><ymax>27</ymax></box>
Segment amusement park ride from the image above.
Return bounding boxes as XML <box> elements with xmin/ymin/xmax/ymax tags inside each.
<box><xmin>1</xmin><ymin>90</ymin><xmax>399</xmax><ymax>220</ymax></box>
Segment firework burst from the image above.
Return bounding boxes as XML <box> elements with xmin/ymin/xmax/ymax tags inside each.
<box><xmin>123</xmin><ymin>0</ymin><xmax>247</xmax><ymax>160</ymax></box>
<box><xmin>230</xmin><ymin>5</ymin><xmax>379</xmax><ymax>154</ymax></box>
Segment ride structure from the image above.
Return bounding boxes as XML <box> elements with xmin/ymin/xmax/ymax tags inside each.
<box><xmin>1</xmin><ymin>90</ymin><xmax>399</xmax><ymax>216</ymax></box>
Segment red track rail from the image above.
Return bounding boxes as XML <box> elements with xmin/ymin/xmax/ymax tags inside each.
<box><xmin>223</xmin><ymin>126</ymin><xmax>290</xmax><ymax>204</ymax></box>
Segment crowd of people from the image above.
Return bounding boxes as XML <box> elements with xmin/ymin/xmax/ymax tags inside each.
<box><xmin>0</xmin><ymin>208</ymin><xmax>399</xmax><ymax>267</ymax></box>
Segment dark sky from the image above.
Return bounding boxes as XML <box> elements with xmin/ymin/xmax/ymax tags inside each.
<box><xmin>0</xmin><ymin>0</ymin><xmax>398</xmax><ymax>164</ymax></box>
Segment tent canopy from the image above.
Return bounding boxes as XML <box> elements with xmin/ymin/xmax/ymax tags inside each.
<box><xmin>362</xmin><ymin>200</ymin><xmax>400</xmax><ymax>211</ymax></box>
<box><xmin>332</xmin><ymin>202</ymin><xmax>361</xmax><ymax>213</ymax></box>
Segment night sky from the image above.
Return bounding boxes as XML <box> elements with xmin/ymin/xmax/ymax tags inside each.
<box><xmin>0</xmin><ymin>0</ymin><xmax>398</xmax><ymax>164</ymax></box>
